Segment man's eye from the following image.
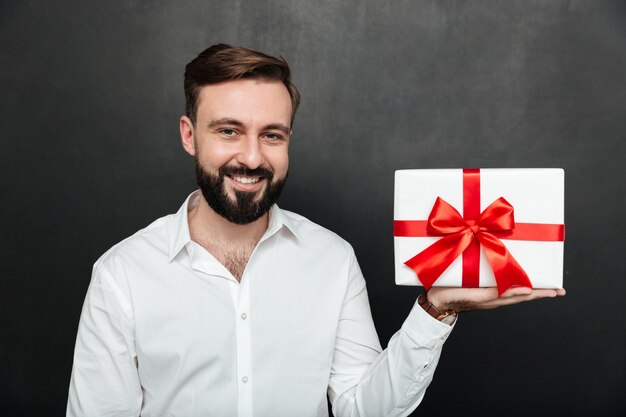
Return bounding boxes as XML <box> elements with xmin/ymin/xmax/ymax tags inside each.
<box><xmin>265</xmin><ymin>133</ymin><xmax>282</xmax><ymax>140</ymax></box>
<box><xmin>220</xmin><ymin>129</ymin><xmax>236</xmax><ymax>137</ymax></box>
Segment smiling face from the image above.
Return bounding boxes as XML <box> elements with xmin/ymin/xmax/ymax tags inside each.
<box><xmin>180</xmin><ymin>78</ymin><xmax>292</xmax><ymax>224</ymax></box>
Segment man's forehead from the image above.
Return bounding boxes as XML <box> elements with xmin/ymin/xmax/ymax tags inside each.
<box><xmin>196</xmin><ymin>79</ymin><xmax>292</xmax><ymax>125</ymax></box>
<box><xmin>196</xmin><ymin>79</ymin><xmax>290</xmax><ymax>104</ymax></box>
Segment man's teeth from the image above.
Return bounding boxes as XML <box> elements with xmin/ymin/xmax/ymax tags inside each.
<box><xmin>233</xmin><ymin>176</ymin><xmax>260</xmax><ymax>184</ymax></box>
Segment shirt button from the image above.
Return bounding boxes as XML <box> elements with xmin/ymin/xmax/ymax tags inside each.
<box><xmin>241</xmin><ymin>313</ymin><xmax>247</xmax><ymax>320</ymax></box>
<box><xmin>242</xmin><ymin>376</ymin><xmax>249</xmax><ymax>383</ymax></box>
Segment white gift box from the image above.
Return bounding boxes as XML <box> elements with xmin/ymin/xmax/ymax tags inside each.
<box><xmin>394</xmin><ymin>168</ymin><xmax>565</xmax><ymax>289</ymax></box>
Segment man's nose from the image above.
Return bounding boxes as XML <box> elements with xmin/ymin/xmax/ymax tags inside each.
<box><xmin>235</xmin><ymin>136</ymin><xmax>264</xmax><ymax>169</ymax></box>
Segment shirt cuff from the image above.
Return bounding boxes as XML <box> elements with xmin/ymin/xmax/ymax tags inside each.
<box><xmin>400</xmin><ymin>297</ymin><xmax>456</xmax><ymax>346</ymax></box>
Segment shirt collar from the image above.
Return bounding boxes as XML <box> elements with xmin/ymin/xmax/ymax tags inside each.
<box><xmin>168</xmin><ymin>190</ymin><xmax>301</xmax><ymax>262</ymax></box>
<box><xmin>168</xmin><ymin>191</ymin><xmax>197</xmax><ymax>262</ymax></box>
<box><xmin>265</xmin><ymin>204</ymin><xmax>302</xmax><ymax>241</ymax></box>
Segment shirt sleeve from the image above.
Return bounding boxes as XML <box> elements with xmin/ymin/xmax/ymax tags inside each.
<box><xmin>328</xmin><ymin>248</ymin><xmax>454</xmax><ymax>417</ymax></box>
<box><xmin>66</xmin><ymin>261</ymin><xmax>143</xmax><ymax>417</ymax></box>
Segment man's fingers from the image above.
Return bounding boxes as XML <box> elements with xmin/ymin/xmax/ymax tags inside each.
<box><xmin>478</xmin><ymin>288</ymin><xmax>564</xmax><ymax>309</ymax></box>
<box><xmin>427</xmin><ymin>286</ymin><xmax>566</xmax><ymax>311</ymax></box>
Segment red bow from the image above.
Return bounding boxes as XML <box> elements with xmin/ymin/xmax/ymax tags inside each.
<box><xmin>403</xmin><ymin>196</ymin><xmax>532</xmax><ymax>296</ymax></box>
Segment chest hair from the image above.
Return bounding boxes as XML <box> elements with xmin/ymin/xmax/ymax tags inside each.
<box><xmin>199</xmin><ymin>240</ymin><xmax>255</xmax><ymax>282</ymax></box>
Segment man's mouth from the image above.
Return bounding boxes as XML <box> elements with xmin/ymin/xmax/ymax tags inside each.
<box><xmin>220</xmin><ymin>166</ymin><xmax>273</xmax><ymax>193</ymax></box>
<box><xmin>232</xmin><ymin>176</ymin><xmax>261</xmax><ymax>185</ymax></box>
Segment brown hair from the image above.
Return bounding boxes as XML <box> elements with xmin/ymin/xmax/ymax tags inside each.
<box><xmin>184</xmin><ymin>44</ymin><xmax>301</xmax><ymax>125</ymax></box>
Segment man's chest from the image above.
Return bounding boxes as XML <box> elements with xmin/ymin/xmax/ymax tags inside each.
<box><xmin>128</xmin><ymin>257</ymin><xmax>347</xmax><ymax>374</ymax></box>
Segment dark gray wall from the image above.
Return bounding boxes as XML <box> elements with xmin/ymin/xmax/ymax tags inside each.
<box><xmin>1</xmin><ymin>0</ymin><xmax>624</xmax><ymax>415</ymax></box>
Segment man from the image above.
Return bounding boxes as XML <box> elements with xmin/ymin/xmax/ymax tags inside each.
<box><xmin>67</xmin><ymin>44</ymin><xmax>565</xmax><ymax>417</ymax></box>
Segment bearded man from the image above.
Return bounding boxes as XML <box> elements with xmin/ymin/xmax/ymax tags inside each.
<box><xmin>67</xmin><ymin>44</ymin><xmax>564</xmax><ymax>417</ymax></box>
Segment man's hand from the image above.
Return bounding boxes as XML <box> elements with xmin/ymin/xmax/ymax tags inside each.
<box><xmin>426</xmin><ymin>286</ymin><xmax>566</xmax><ymax>312</ymax></box>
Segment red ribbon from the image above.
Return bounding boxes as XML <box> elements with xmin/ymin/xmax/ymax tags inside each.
<box><xmin>394</xmin><ymin>169</ymin><xmax>565</xmax><ymax>296</ymax></box>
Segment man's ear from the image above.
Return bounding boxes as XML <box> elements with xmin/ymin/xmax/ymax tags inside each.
<box><xmin>180</xmin><ymin>116</ymin><xmax>196</xmax><ymax>156</ymax></box>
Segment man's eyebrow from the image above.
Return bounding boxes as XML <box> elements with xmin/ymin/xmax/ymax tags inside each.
<box><xmin>263</xmin><ymin>124</ymin><xmax>291</xmax><ymax>134</ymax></box>
<box><xmin>207</xmin><ymin>118</ymin><xmax>244</xmax><ymax>129</ymax></box>
<box><xmin>208</xmin><ymin>119</ymin><xmax>291</xmax><ymax>134</ymax></box>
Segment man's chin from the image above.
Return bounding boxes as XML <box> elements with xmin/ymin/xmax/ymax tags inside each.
<box><xmin>227</xmin><ymin>188</ymin><xmax>265</xmax><ymax>205</ymax></box>
<box><xmin>195</xmin><ymin>161</ymin><xmax>286</xmax><ymax>224</ymax></box>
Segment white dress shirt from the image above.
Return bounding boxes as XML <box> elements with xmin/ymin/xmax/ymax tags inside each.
<box><xmin>67</xmin><ymin>191</ymin><xmax>453</xmax><ymax>417</ymax></box>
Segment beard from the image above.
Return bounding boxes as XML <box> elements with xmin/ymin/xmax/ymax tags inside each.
<box><xmin>195</xmin><ymin>159</ymin><xmax>288</xmax><ymax>225</ymax></box>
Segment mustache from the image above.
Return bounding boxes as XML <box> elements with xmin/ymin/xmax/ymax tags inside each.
<box><xmin>219</xmin><ymin>165</ymin><xmax>274</xmax><ymax>180</ymax></box>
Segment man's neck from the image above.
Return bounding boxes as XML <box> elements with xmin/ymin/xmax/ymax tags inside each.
<box><xmin>187</xmin><ymin>194</ymin><xmax>268</xmax><ymax>280</ymax></box>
